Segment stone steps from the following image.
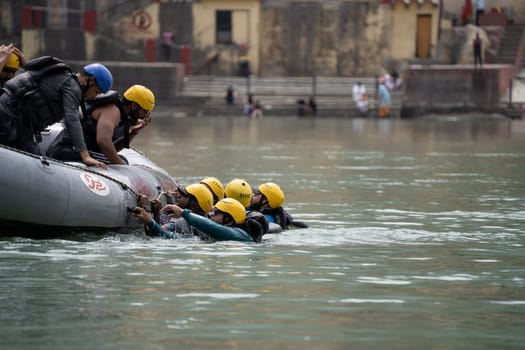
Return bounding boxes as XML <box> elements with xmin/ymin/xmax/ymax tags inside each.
<box><xmin>177</xmin><ymin>75</ymin><xmax>403</xmax><ymax>117</ymax></box>
<box><xmin>182</xmin><ymin>75</ymin><xmax>378</xmax><ymax>97</ymax></box>
<box><xmin>496</xmin><ymin>26</ymin><xmax>524</xmax><ymax>67</ymax></box>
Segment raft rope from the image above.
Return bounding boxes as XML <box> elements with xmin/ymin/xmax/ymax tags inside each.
<box><xmin>0</xmin><ymin>144</ymin><xmax>140</xmax><ymax>198</ymax></box>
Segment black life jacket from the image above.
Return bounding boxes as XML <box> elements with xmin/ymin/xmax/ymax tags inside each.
<box><xmin>2</xmin><ymin>56</ymin><xmax>76</xmax><ymax>137</ymax></box>
<box><xmin>238</xmin><ymin>211</ymin><xmax>269</xmax><ymax>242</ymax></box>
<box><xmin>260</xmin><ymin>207</ymin><xmax>293</xmax><ymax>230</ymax></box>
<box><xmin>82</xmin><ymin>90</ymin><xmax>132</xmax><ymax>152</ymax></box>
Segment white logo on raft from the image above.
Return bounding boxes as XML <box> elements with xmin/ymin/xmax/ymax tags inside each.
<box><xmin>80</xmin><ymin>173</ymin><xmax>110</xmax><ymax>196</ymax></box>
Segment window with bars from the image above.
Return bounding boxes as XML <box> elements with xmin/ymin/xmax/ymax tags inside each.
<box><xmin>216</xmin><ymin>10</ymin><xmax>232</xmax><ymax>44</ymax></box>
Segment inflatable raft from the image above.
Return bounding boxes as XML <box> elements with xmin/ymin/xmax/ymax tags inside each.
<box><xmin>0</xmin><ymin>124</ymin><xmax>178</xmax><ymax>235</ymax></box>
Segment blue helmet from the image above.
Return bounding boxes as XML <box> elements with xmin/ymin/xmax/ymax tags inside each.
<box><xmin>83</xmin><ymin>63</ymin><xmax>113</xmax><ymax>93</ymax></box>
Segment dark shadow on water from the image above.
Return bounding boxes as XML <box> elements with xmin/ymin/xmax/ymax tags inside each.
<box><xmin>0</xmin><ymin>220</ymin><xmax>142</xmax><ymax>242</ymax></box>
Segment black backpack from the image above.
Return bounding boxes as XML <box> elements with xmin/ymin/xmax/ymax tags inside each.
<box><xmin>23</xmin><ymin>56</ymin><xmax>73</xmax><ymax>79</ymax></box>
<box><xmin>1</xmin><ymin>56</ymin><xmax>76</xmax><ymax>141</ymax></box>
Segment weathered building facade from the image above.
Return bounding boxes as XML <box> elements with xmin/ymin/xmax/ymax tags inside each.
<box><xmin>0</xmin><ymin>0</ymin><xmax>523</xmax><ymax>77</ymax></box>
<box><xmin>189</xmin><ymin>0</ymin><xmax>440</xmax><ymax>77</ymax></box>
<box><xmin>259</xmin><ymin>1</ymin><xmax>386</xmax><ymax>77</ymax></box>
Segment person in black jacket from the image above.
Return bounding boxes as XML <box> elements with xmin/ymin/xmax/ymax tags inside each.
<box><xmin>0</xmin><ymin>56</ymin><xmax>112</xmax><ymax>168</ymax></box>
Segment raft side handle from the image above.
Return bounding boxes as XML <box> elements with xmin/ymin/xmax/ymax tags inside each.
<box><xmin>39</xmin><ymin>156</ymin><xmax>50</xmax><ymax>166</ymax></box>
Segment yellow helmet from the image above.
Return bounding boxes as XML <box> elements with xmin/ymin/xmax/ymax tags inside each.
<box><xmin>4</xmin><ymin>54</ymin><xmax>20</xmax><ymax>70</ymax></box>
<box><xmin>225</xmin><ymin>178</ymin><xmax>253</xmax><ymax>208</ymax></box>
<box><xmin>123</xmin><ymin>85</ymin><xmax>155</xmax><ymax>111</ymax></box>
<box><xmin>215</xmin><ymin>198</ymin><xmax>246</xmax><ymax>224</ymax></box>
<box><xmin>258</xmin><ymin>182</ymin><xmax>285</xmax><ymax>209</ymax></box>
<box><xmin>185</xmin><ymin>183</ymin><xmax>213</xmax><ymax>214</ymax></box>
<box><xmin>200</xmin><ymin>177</ymin><xmax>225</xmax><ymax>203</ymax></box>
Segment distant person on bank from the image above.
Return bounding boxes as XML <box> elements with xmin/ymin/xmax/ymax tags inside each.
<box><xmin>352</xmin><ymin>81</ymin><xmax>366</xmax><ymax>104</ymax></box>
<box><xmin>244</xmin><ymin>94</ymin><xmax>254</xmax><ymax>116</ymax></box>
<box><xmin>251</xmin><ymin>100</ymin><xmax>263</xmax><ymax>118</ymax></box>
<box><xmin>308</xmin><ymin>96</ymin><xmax>317</xmax><ymax>115</ymax></box>
<box><xmin>473</xmin><ymin>33</ymin><xmax>483</xmax><ymax>68</ymax></box>
<box><xmin>357</xmin><ymin>93</ymin><xmax>369</xmax><ymax>116</ymax></box>
<box><xmin>377</xmin><ymin>76</ymin><xmax>391</xmax><ymax>118</ymax></box>
<box><xmin>225</xmin><ymin>85</ymin><xmax>235</xmax><ymax>105</ymax></box>
<box><xmin>475</xmin><ymin>0</ymin><xmax>485</xmax><ymax>26</ymax></box>
<box><xmin>161</xmin><ymin>31</ymin><xmax>175</xmax><ymax>61</ymax></box>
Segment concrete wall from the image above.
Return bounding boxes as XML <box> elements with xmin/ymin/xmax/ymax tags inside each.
<box><xmin>259</xmin><ymin>1</ymin><xmax>384</xmax><ymax>77</ymax></box>
<box><xmin>404</xmin><ymin>64</ymin><xmax>515</xmax><ymax>114</ymax></box>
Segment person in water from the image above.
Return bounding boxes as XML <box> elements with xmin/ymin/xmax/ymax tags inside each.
<box><xmin>223</xmin><ymin>178</ymin><xmax>289</xmax><ymax>234</ymax></box>
<box><xmin>133</xmin><ymin>197</ymin><xmax>267</xmax><ymax>242</ymax></box>
<box><xmin>249</xmin><ymin>182</ymin><xmax>308</xmax><ymax>230</ymax></box>
<box><xmin>157</xmin><ymin>183</ymin><xmax>214</xmax><ymax>237</ymax></box>
<box><xmin>47</xmin><ymin>84</ymin><xmax>155</xmax><ymax>165</ymax></box>
<box><xmin>224</xmin><ymin>178</ymin><xmax>253</xmax><ymax>209</ymax></box>
<box><xmin>0</xmin><ymin>56</ymin><xmax>112</xmax><ymax>169</ymax></box>
<box><xmin>200</xmin><ymin>176</ymin><xmax>225</xmax><ymax>204</ymax></box>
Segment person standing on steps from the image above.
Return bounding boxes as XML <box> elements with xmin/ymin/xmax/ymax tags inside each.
<box><xmin>352</xmin><ymin>81</ymin><xmax>366</xmax><ymax>104</ymax></box>
<box><xmin>377</xmin><ymin>76</ymin><xmax>391</xmax><ymax>118</ymax></box>
<box><xmin>225</xmin><ymin>85</ymin><xmax>235</xmax><ymax>105</ymax></box>
<box><xmin>473</xmin><ymin>33</ymin><xmax>483</xmax><ymax>68</ymax></box>
<box><xmin>160</xmin><ymin>31</ymin><xmax>175</xmax><ymax>61</ymax></box>
<box><xmin>308</xmin><ymin>96</ymin><xmax>317</xmax><ymax>116</ymax></box>
<box><xmin>475</xmin><ymin>0</ymin><xmax>485</xmax><ymax>26</ymax></box>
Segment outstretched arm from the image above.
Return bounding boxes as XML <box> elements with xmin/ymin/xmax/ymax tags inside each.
<box><xmin>133</xmin><ymin>206</ymin><xmax>178</xmax><ymax>239</ymax></box>
<box><xmin>182</xmin><ymin>210</ymin><xmax>254</xmax><ymax>242</ymax></box>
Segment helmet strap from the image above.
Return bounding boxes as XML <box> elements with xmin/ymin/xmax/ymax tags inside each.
<box><xmin>128</xmin><ymin>106</ymin><xmax>140</xmax><ymax>124</ymax></box>
<box><xmin>82</xmin><ymin>76</ymin><xmax>96</xmax><ymax>94</ymax></box>
<box><xmin>222</xmin><ymin>215</ymin><xmax>234</xmax><ymax>226</ymax></box>
<box><xmin>251</xmin><ymin>196</ymin><xmax>267</xmax><ymax>210</ymax></box>
<box><xmin>188</xmin><ymin>197</ymin><xmax>204</xmax><ymax>215</ymax></box>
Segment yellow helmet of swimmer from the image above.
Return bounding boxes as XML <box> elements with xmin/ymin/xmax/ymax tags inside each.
<box><xmin>215</xmin><ymin>198</ymin><xmax>246</xmax><ymax>224</ymax></box>
<box><xmin>200</xmin><ymin>177</ymin><xmax>225</xmax><ymax>203</ymax></box>
<box><xmin>185</xmin><ymin>183</ymin><xmax>214</xmax><ymax>214</ymax></box>
<box><xmin>258</xmin><ymin>182</ymin><xmax>285</xmax><ymax>209</ymax></box>
<box><xmin>225</xmin><ymin>178</ymin><xmax>253</xmax><ymax>208</ymax></box>
<box><xmin>4</xmin><ymin>54</ymin><xmax>20</xmax><ymax>70</ymax></box>
<box><xmin>124</xmin><ymin>85</ymin><xmax>155</xmax><ymax>111</ymax></box>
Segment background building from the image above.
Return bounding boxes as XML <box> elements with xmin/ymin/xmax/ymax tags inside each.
<box><xmin>1</xmin><ymin>0</ymin><xmax>523</xmax><ymax>113</ymax></box>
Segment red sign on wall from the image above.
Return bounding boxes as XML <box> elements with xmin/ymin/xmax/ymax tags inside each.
<box><xmin>83</xmin><ymin>10</ymin><xmax>97</xmax><ymax>33</ymax></box>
